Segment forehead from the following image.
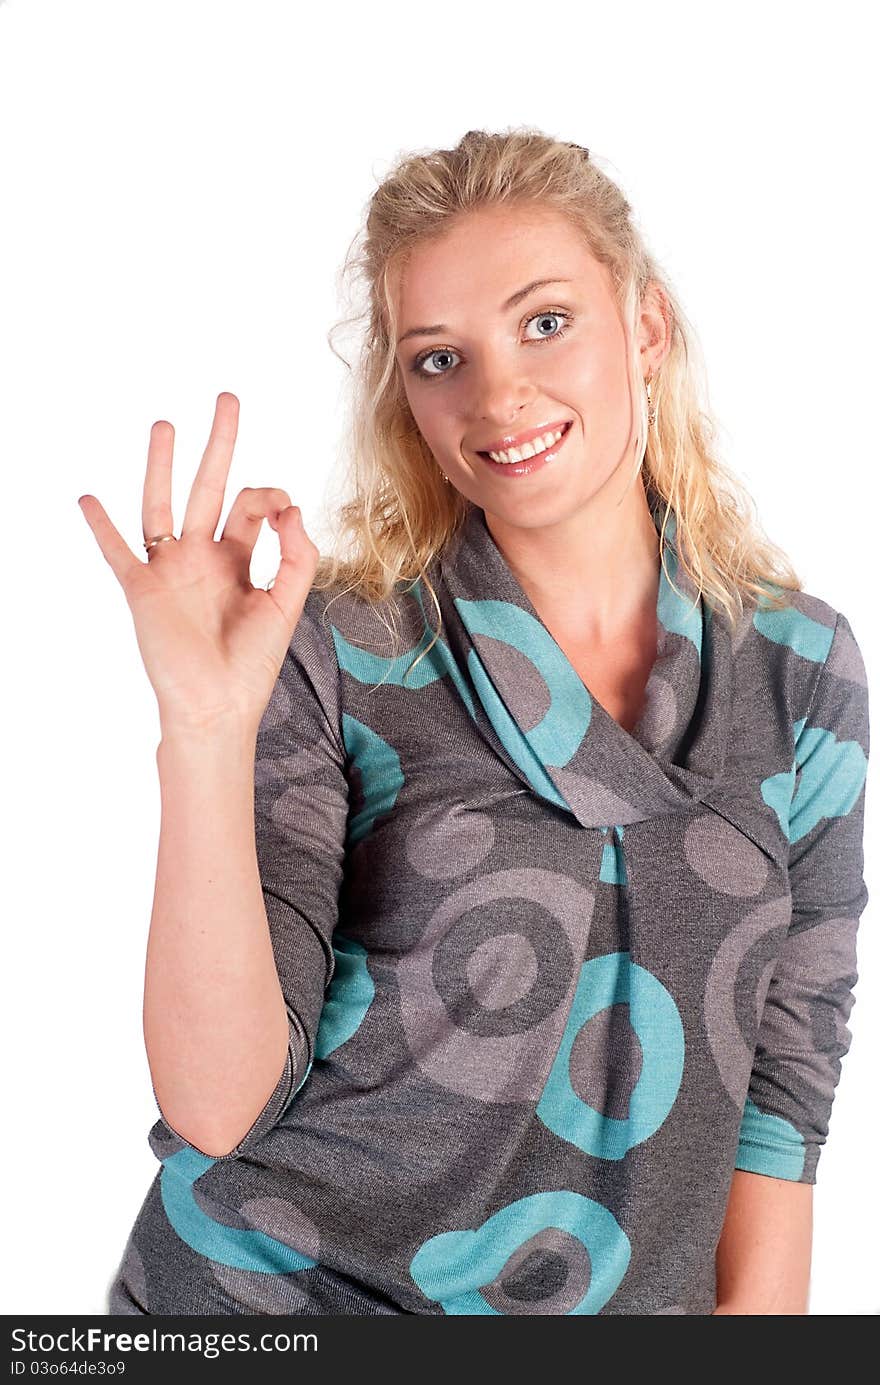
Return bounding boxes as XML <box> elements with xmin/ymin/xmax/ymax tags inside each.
<box><xmin>390</xmin><ymin>205</ymin><xmax>604</xmax><ymax>325</ymax></box>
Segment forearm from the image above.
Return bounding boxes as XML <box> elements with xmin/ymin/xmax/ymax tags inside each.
<box><xmin>713</xmin><ymin>1169</ymin><xmax>813</xmax><ymax>1313</ymax></box>
<box><xmin>143</xmin><ymin>721</ymin><xmax>290</xmax><ymax>1157</ymax></box>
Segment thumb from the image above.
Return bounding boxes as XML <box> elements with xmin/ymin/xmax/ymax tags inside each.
<box><xmin>266</xmin><ymin>506</ymin><xmax>320</xmax><ymax>628</ymax></box>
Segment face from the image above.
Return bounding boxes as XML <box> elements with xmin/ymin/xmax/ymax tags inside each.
<box><xmin>391</xmin><ymin>204</ymin><xmax>667</xmax><ymax>534</ymax></box>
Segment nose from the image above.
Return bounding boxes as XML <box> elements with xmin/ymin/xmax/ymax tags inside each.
<box><xmin>468</xmin><ymin>354</ymin><xmax>537</xmax><ymax>428</ymax></box>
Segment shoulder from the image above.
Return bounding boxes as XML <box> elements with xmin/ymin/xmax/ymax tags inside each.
<box><xmin>732</xmin><ymin>584</ymin><xmax>868</xmax><ymax>729</ymax></box>
<box><xmin>298</xmin><ymin>576</ymin><xmax>435</xmax><ymax>663</ymax></box>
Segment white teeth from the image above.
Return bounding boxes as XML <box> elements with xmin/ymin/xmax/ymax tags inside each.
<box><xmin>488</xmin><ymin>426</ymin><xmax>566</xmax><ymax>465</ymax></box>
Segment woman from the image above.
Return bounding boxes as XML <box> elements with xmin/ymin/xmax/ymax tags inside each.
<box><xmin>80</xmin><ymin>130</ymin><xmax>869</xmax><ymax>1315</ymax></box>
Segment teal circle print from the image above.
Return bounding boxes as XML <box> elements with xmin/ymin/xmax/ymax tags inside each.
<box><xmin>159</xmin><ymin>1149</ymin><xmax>316</xmax><ymax>1273</ymax></box>
<box><xmin>409</xmin><ymin>1190</ymin><xmax>631</xmax><ymax>1314</ymax></box>
<box><xmin>537</xmin><ymin>951</ymin><xmax>685</xmax><ymax>1158</ymax></box>
<box><xmin>313</xmin><ymin>935</ymin><xmax>374</xmax><ymax>1060</ymax></box>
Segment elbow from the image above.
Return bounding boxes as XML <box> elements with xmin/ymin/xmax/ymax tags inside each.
<box><xmin>152</xmin><ymin>1102</ymin><xmax>254</xmax><ymax>1161</ymax></box>
<box><xmin>150</xmin><ymin>1042</ymin><xmax>302</xmax><ymax>1162</ymax></box>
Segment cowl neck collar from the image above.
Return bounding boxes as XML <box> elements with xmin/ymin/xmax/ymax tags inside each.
<box><xmin>436</xmin><ymin>497</ymin><xmax>737</xmax><ymax>833</ymax></box>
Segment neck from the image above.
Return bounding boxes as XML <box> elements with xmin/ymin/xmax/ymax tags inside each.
<box><xmin>481</xmin><ymin>479</ymin><xmax>662</xmax><ymax>646</ymax></box>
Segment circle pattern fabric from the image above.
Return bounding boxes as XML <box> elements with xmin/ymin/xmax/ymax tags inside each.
<box><xmin>108</xmin><ymin>500</ymin><xmax>869</xmax><ymax>1317</ymax></box>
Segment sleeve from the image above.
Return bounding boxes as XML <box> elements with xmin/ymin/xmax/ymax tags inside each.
<box><xmin>735</xmin><ymin>610</ymin><xmax>870</xmax><ymax>1184</ymax></box>
<box><xmin>148</xmin><ymin>589</ymin><xmax>350</xmax><ymax>1163</ymax></box>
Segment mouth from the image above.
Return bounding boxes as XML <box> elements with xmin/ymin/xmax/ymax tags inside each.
<box><xmin>475</xmin><ymin>419</ymin><xmax>574</xmax><ymax>477</ymax></box>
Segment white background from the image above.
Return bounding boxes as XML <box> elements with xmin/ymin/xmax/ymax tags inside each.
<box><xmin>1</xmin><ymin>0</ymin><xmax>876</xmax><ymax>1316</ymax></box>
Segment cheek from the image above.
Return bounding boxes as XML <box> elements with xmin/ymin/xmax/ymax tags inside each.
<box><xmin>553</xmin><ymin>337</ymin><xmax>632</xmax><ymax>431</ymax></box>
<box><xmin>554</xmin><ymin>332</ymin><xmax>619</xmax><ymax>393</ymax></box>
<box><xmin>406</xmin><ymin>389</ymin><xmax>457</xmax><ymax>453</ymax></box>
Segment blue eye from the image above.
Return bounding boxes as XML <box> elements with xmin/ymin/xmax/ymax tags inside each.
<box><xmin>410</xmin><ymin>307</ymin><xmax>574</xmax><ymax>380</ymax></box>
<box><xmin>524</xmin><ymin>310</ymin><xmax>568</xmax><ymax>341</ymax></box>
<box><xmin>416</xmin><ymin>347</ymin><xmax>461</xmax><ymax>378</ymax></box>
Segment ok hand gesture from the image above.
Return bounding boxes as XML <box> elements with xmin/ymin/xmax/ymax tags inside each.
<box><xmin>79</xmin><ymin>392</ymin><xmax>320</xmax><ymax>737</ymax></box>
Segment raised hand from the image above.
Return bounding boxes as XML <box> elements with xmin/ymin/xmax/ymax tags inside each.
<box><xmin>78</xmin><ymin>392</ymin><xmax>320</xmax><ymax>736</ymax></box>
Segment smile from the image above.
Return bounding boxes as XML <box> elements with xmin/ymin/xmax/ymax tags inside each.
<box><xmin>476</xmin><ymin>420</ymin><xmax>574</xmax><ymax>477</ymax></box>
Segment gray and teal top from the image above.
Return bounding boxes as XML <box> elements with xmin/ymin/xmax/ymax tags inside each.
<box><xmin>109</xmin><ymin>499</ymin><xmax>870</xmax><ymax>1316</ymax></box>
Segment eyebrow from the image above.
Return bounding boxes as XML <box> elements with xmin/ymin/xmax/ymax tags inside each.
<box><xmin>396</xmin><ymin>278</ymin><xmax>572</xmax><ymax>346</ymax></box>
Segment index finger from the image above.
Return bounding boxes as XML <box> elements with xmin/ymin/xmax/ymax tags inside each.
<box><xmin>181</xmin><ymin>392</ymin><xmax>240</xmax><ymax>538</ymax></box>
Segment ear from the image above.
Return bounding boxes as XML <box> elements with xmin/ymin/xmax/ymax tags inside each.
<box><xmin>638</xmin><ymin>280</ymin><xmax>673</xmax><ymax>375</ymax></box>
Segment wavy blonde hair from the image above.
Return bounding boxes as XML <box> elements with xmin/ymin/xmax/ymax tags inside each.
<box><xmin>313</xmin><ymin>126</ymin><xmax>800</xmax><ymax>654</ymax></box>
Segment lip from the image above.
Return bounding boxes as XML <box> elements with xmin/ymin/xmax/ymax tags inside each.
<box><xmin>475</xmin><ymin>419</ymin><xmax>574</xmax><ymax>478</ymax></box>
<box><xmin>473</xmin><ymin>418</ymin><xmax>573</xmax><ymax>456</ymax></box>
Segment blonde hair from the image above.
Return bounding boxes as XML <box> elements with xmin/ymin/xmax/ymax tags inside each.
<box><xmin>314</xmin><ymin>126</ymin><xmax>801</xmax><ymax>652</ymax></box>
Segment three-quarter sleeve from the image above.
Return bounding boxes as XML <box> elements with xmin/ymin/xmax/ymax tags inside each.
<box><xmin>149</xmin><ymin>589</ymin><xmax>350</xmax><ymax>1162</ymax></box>
<box><xmin>735</xmin><ymin>611</ymin><xmax>870</xmax><ymax>1183</ymax></box>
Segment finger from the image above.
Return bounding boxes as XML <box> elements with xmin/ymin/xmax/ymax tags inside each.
<box><xmin>220</xmin><ymin>486</ymin><xmax>294</xmax><ymax>562</ymax></box>
<box><xmin>142</xmin><ymin>419</ymin><xmax>175</xmax><ymax>543</ymax></box>
<box><xmin>79</xmin><ymin>495</ymin><xmax>144</xmax><ymax>589</ymax></box>
<box><xmin>181</xmin><ymin>392</ymin><xmax>239</xmax><ymax>538</ymax></box>
<box><xmin>265</xmin><ymin>507</ymin><xmax>320</xmax><ymax>628</ymax></box>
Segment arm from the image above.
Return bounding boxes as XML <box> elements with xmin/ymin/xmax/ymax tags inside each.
<box><xmin>146</xmin><ymin>593</ymin><xmax>349</xmax><ymax>1160</ymax></box>
<box><xmin>713</xmin><ymin>1170</ymin><xmax>812</xmax><ymax>1313</ymax></box>
<box><xmin>720</xmin><ymin>610</ymin><xmax>870</xmax><ymax>1310</ymax></box>
<box><xmin>78</xmin><ymin>398</ymin><xmax>345</xmax><ymax>1164</ymax></box>
<box><xmin>145</xmin><ymin>721</ymin><xmax>292</xmax><ymax>1159</ymax></box>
